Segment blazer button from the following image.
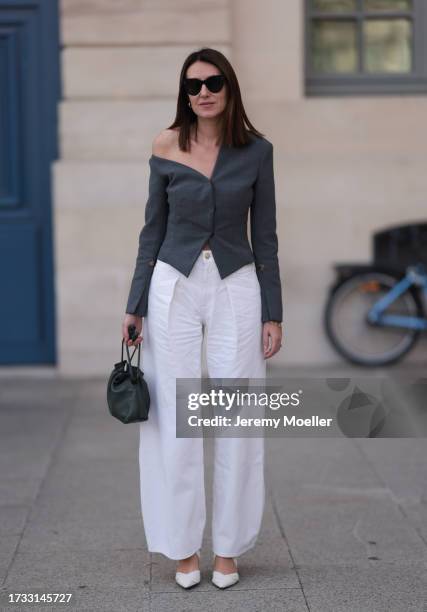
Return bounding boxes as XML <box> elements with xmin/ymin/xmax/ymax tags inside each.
<box><xmin>257</xmin><ymin>263</ymin><xmax>265</xmax><ymax>271</ymax></box>
<box><xmin>148</xmin><ymin>259</ymin><xmax>156</xmax><ymax>266</ymax></box>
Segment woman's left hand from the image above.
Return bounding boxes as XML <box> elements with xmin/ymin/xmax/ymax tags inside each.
<box><xmin>262</xmin><ymin>322</ymin><xmax>283</xmax><ymax>359</ymax></box>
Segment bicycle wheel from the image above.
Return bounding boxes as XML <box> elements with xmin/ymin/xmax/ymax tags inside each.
<box><xmin>324</xmin><ymin>271</ymin><xmax>423</xmax><ymax>367</ymax></box>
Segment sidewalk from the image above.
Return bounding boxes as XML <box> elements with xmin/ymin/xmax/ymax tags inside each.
<box><xmin>0</xmin><ymin>374</ymin><xmax>426</xmax><ymax>611</ymax></box>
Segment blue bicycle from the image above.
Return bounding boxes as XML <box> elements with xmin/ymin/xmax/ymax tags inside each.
<box><xmin>324</xmin><ymin>222</ymin><xmax>427</xmax><ymax>367</ymax></box>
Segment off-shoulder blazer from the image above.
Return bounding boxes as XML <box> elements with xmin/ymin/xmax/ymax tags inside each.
<box><xmin>125</xmin><ymin>132</ymin><xmax>283</xmax><ymax>323</ymax></box>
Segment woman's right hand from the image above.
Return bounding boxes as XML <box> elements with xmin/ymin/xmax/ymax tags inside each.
<box><xmin>122</xmin><ymin>314</ymin><xmax>144</xmax><ymax>347</ymax></box>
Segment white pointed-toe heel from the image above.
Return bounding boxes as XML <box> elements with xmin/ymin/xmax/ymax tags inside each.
<box><xmin>212</xmin><ymin>554</ymin><xmax>239</xmax><ymax>589</ymax></box>
<box><xmin>175</xmin><ymin>550</ymin><xmax>201</xmax><ymax>589</ymax></box>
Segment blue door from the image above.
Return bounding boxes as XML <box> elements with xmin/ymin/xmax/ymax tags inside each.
<box><xmin>0</xmin><ymin>0</ymin><xmax>59</xmax><ymax>364</ymax></box>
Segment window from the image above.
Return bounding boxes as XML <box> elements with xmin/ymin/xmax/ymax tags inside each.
<box><xmin>305</xmin><ymin>0</ymin><xmax>427</xmax><ymax>95</ymax></box>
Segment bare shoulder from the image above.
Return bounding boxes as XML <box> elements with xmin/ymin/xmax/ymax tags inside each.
<box><xmin>152</xmin><ymin>128</ymin><xmax>179</xmax><ymax>157</ymax></box>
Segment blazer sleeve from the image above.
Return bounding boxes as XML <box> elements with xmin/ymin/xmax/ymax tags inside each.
<box><xmin>250</xmin><ymin>141</ymin><xmax>283</xmax><ymax>324</ymax></box>
<box><xmin>125</xmin><ymin>162</ymin><xmax>169</xmax><ymax>317</ymax></box>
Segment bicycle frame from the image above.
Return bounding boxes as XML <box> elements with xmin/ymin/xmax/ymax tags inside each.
<box><xmin>366</xmin><ymin>264</ymin><xmax>427</xmax><ymax>330</ymax></box>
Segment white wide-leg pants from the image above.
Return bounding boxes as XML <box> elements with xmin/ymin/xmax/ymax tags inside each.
<box><xmin>138</xmin><ymin>249</ymin><xmax>267</xmax><ymax>560</ymax></box>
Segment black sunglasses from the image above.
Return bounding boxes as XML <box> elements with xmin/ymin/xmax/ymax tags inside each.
<box><xmin>183</xmin><ymin>75</ymin><xmax>225</xmax><ymax>96</ymax></box>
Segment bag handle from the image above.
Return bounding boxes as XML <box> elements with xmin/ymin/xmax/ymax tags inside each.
<box><xmin>121</xmin><ymin>324</ymin><xmax>142</xmax><ymax>383</ymax></box>
<box><xmin>122</xmin><ymin>339</ymin><xmax>141</xmax><ymax>384</ymax></box>
<box><xmin>120</xmin><ymin>338</ymin><xmax>138</xmax><ymax>364</ymax></box>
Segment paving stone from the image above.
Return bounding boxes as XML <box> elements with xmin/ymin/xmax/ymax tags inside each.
<box><xmin>3</xmin><ymin>550</ymin><xmax>150</xmax><ymax>589</ymax></box>
<box><xmin>0</xmin><ymin>505</ymin><xmax>28</xmax><ymax>537</ymax></box>
<box><xmin>0</xmin><ymin>536</ymin><xmax>20</xmax><ymax>584</ymax></box>
<box><xmin>1</xmin><ymin>377</ymin><xmax>426</xmax><ymax>611</ymax></box>
<box><xmin>150</xmin><ymin>587</ymin><xmax>308</xmax><ymax>612</ymax></box>
<box><xmin>27</xmin><ymin>461</ymin><xmax>141</xmax><ymax>524</ymax></box>
<box><xmin>299</xmin><ymin>563</ymin><xmax>426</xmax><ymax>612</ymax></box>
<box><xmin>0</xmin><ymin>585</ymin><xmax>150</xmax><ymax>612</ymax></box>
<box><xmin>19</xmin><ymin>518</ymin><xmax>146</xmax><ymax>553</ymax></box>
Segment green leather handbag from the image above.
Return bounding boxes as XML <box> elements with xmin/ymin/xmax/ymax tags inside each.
<box><xmin>107</xmin><ymin>333</ymin><xmax>150</xmax><ymax>424</ymax></box>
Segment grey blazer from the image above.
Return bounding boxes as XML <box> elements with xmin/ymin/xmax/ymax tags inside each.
<box><xmin>125</xmin><ymin>133</ymin><xmax>283</xmax><ymax>323</ymax></box>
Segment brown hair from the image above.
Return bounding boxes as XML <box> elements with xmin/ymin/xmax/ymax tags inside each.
<box><xmin>167</xmin><ymin>47</ymin><xmax>265</xmax><ymax>151</ymax></box>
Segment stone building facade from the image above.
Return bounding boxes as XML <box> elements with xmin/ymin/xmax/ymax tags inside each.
<box><xmin>54</xmin><ymin>0</ymin><xmax>427</xmax><ymax>375</ymax></box>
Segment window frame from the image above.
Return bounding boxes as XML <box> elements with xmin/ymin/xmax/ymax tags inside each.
<box><xmin>305</xmin><ymin>0</ymin><xmax>427</xmax><ymax>96</ymax></box>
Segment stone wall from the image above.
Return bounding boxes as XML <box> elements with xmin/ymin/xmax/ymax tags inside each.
<box><xmin>54</xmin><ymin>0</ymin><xmax>427</xmax><ymax>374</ymax></box>
<box><xmin>54</xmin><ymin>0</ymin><xmax>231</xmax><ymax>374</ymax></box>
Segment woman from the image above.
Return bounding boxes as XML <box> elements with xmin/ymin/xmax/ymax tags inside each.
<box><xmin>122</xmin><ymin>47</ymin><xmax>283</xmax><ymax>589</ymax></box>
